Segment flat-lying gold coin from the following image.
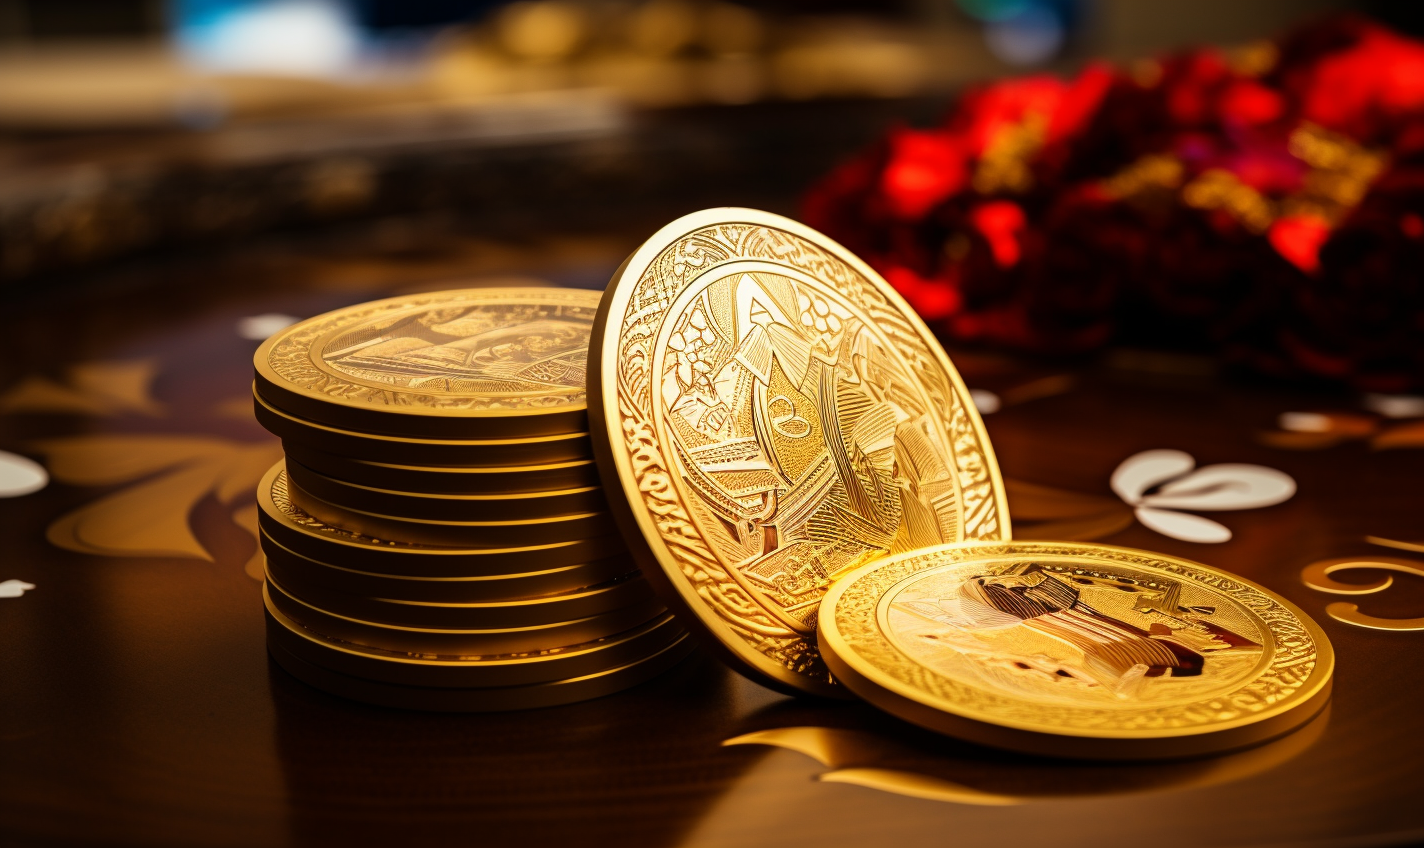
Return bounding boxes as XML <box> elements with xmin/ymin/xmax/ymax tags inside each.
<box><xmin>818</xmin><ymin>541</ymin><xmax>1334</xmax><ymax>759</ymax></box>
<box><xmin>255</xmin><ymin>389</ymin><xmax>592</xmax><ymax>467</ymax></box>
<box><xmin>285</xmin><ymin>458</ymin><xmax>607</xmax><ymax>521</ymax></box>
<box><xmin>261</xmin><ymin>530</ymin><xmax>638</xmax><ymax>603</ymax></box>
<box><xmin>287</xmin><ymin>472</ymin><xmax>616</xmax><ymax>547</ymax></box>
<box><xmin>265</xmin><ymin>592</ymin><xmax>684</xmax><ymax>688</ymax></box>
<box><xmin>257</xmin><ymin>462</ymin><xmax>625</xmax><ymax>577</ymax></box>
<box><xmin>283</xmin><ymin>444</ymin><xmax>600</xmax><ymax>494</ymax></box>
<box><xmin>263</xmin><ymin>557</ymin><xmax>655</xmax><ymax>629</ymax></box>
<box><xmin>267</xmin><ymin>629</ymin><xmax>694</xmax><ymax>712</ymax></box>
<box><xmin>589</xmin><ymin>208</ymin><xmax>1009</xmax><ymax>697</ymax></box>
<box><xmin>254</xmin><ymin>287</ymin><xmax>598</xmax><ymax>439</ymax></box>
<box><xmin>267</xmin><ymin>576</ymin><xmax>663</xmax><ymax>656</ymax></box>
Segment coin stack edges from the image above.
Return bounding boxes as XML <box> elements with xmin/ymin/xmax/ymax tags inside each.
<box><xmin>252</xmin><ymin>288</ymin><xmax>688</xmax><ymax>711</ymax></box>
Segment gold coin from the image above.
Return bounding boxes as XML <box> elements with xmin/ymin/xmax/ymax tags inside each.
<box><xmin>266</xmin><ymin>576</ymin><xmax>666</xmax><ymax>656</ymax></box>
<box><xmin>263</xmin><ymin>557</ymin><xmax>655</xmax><ymax>629</ymax></box>
<box><xmin>588</xmin><ymin>208</ymin><xmax>1010</xmax><ymax>697</ymax></box>
<box><xmin>257</xmin><ymin>462</ymin><xmax>625</xmax><ymax>576</ymax></box>
<box><xmin>265</xmin><ymin>591</ymin><xmax>685</xmax><ymax>688</ymax></box>
<box><xmin>254</xmin><ymin>287</ymin><xmax>598</xmax><ymax>439</ymax></box>
<box><xmin>267</xmin><ymin>629</ymin><xmax>694</xmax><ymax>712</ymax></box>
<box><xmin>286</xmin><ymin>469</ymin><xmax>616</xmax><ymax>547</ymax></box>
<box><xmin>283</xmin><ymin>443</ymin><xmax>600</xmax><ymax>494</ymax></box>
<box><xmin>261</xmin><ymin>529</ymin><xmax>638</xmax><ymax>603</ymax></box>
<box><xmin>817</xmin><ymin>541</ymin><xmax>1334</xmax><ymax>759</ymax></box>
<box><xmin>254</xmin><ymin>389</ymin><xmax>592</xmax><ymax>467</ymax></box>
<box><xmin>285</xmin><ymin>458</ymin><xmax>607</xmax><ymax>522</ymax></box>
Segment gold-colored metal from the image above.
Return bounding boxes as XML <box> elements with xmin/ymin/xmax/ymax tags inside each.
<box><xmin>254</xmin><ymin>389</ymin><xmax>592</xmax><ymax>467</ymax></box>
<box><xmin>256</xmin><ymin>462</ymin><xmax>626</xmax><ymax>577</ymax></box>
<box><xmin>588</xmin><ymin>208</ymin><xmax>1010</xmax><ymax>697</ymax></box>
<box><xmin>267</xmin><ymin>628</ymin><xmax>695</xmax><ymax>712</ymax></box>
<box><xmin>286</xmin><ymin>470</ymin><xmax>615</xmax><ymax>547</ymax></box>
<box><xmin>284</xmin><ymin>458</ymin><xmax>607</xmax><ymax>521</ymax></box>
<box><xmin>263</xmin><ymin>556</ymin><xmax>654</xmax><ymax>629</ymax></box>
<box><xmin>266</xmin><ymin>575</ymin><xmax>665</xmax><ymax>656</ymax></box>
<box><xmin>264</xmin><ymin>587</ymin><xmax>684</xmax><ymax>687</ymax></box>
<box><xmin>282</xmin><ymin>443</ymin><xmax>600</xmax><ymax>494</ymax></box>
<box><xmin>253</xmin><ymin>287</ymin><xmax>599</xmax><ymax>439</ymax></box>
<box><xmin>818</xmin><ymin>541</ymin><xmax>1335</xmax><ymax>759</ymax></box>
<box><xmin>260</xmin><ymin>529</ymin><xmax>638</xmax><ymax>603</ymax></box>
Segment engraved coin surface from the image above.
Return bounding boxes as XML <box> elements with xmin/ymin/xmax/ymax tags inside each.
<box><xmin>818</xmin><ymin>541</ymin><xmax>1334</xmax><ymax>758</ymax></box>
<box><xmin>255</xmin><ymin>288</ymin><xmax>598</xmax><ymax>438</ymax></box>
<box><xmin>589</xmin><ymin>208</ymin><xmax>1009</xmax><ymax>696</ymax></box>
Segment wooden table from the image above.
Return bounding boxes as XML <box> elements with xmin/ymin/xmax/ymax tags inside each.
<box><xmin>2</xmin><ymin>220</ymin><xmax>1422</xmax><ymax>848</ymax></box>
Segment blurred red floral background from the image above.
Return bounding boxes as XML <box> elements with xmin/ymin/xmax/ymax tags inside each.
<box><xmin>804</xmin><ymin>15</ymin><xmax>1424</xmax><ymax>391</ymax></box>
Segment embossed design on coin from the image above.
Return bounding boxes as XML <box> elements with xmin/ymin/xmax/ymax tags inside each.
<box><xmin>818</xmin><ymin>541</ymin><xmax>1334</xmax><ymax>758</ymax></box>
<box><xmin>591</xmin><ymin>209</ymin><xmax>1008</xmax><ymax>695</ymax></box>
<box><xmin>321</xmin><ymin>303</ymin><xmax>588</xmax><ymax>395</ymax></box>
<box><xmin>255</xmin><ymin>288</ymin><xmax>598</xmax><ymax>437</ymax></box>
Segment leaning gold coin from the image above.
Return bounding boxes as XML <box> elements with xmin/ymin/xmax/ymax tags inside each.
<box><xmin>254</xmin><ymin>287</ymin><xmax>598</xmax><ymax>439</ymax></box>
<box><xmin>589</xmin><ymin>208</ymin><xmax>1009</xmax><ymax>697</ymax></box>
<box><xmin>817</xmin><ymin>541</ymin><xmax>1334</xmax><ymax>760</ymax></box>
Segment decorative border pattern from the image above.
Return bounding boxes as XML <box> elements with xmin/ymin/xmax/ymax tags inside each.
<box><xmin>832</xmin><ymin>542</ymin><xmax>1322</xmax><ymax>733</ymax></box>
<box><xmin>262</xmin><ymin>287</ymin><xmax>598</xmax><ymax>412</ymax></box>
<box><xmin>612</xmin><ymin>223</ymin><xmax>1004</xmax><ymax>682</ymax></box>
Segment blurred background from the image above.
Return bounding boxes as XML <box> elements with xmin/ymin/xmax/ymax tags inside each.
<box><xmin>1</xmin><ymin>0</ymin><xmax>1418</xmax><ymax>284</ymax></box>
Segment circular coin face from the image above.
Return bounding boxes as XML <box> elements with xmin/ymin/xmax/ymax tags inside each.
<box><xmin>589</xmin><ymin>209</ymin><xmax>1009</xmax><ymax>696</ymax></box>
<box><xmin>818</xmin><ymin>541</ymin><xmax>1334</xmax><ymax>759</ymax></box>
<box><xmin>255</xmin><ymin>288</ymin><xmax>598</xmax><ymax>439</ymax></box>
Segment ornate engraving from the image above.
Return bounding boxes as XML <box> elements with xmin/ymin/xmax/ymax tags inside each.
<box><xmin>833</xmin><ymin>543</ymin><xmax>1322</xmax><ymax>733</ymax></box>
<box><xmin>611</xmin><ymin>222</ymin><xmax>1005</xmax><ymax>683</ymax></box>
<box><xmin>263</xmin><ymin>288</ymin><xmax>597</xmax><ymax>412</ymax></box>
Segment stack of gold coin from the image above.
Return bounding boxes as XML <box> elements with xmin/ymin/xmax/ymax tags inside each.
<box><xmin>252</xmin><ymin>288</ymin><xmax>689</xmax><ymax>710</ymax></box>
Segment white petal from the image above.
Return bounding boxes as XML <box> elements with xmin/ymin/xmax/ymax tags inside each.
<box><xmin>1110</xmin><ymin>449</ymin><xmax>1195</xmax><ymax>505</ymax></box>
<box><xmin>0</xmin><ymin>451</ymin><xmax>47</xmax><ymax>497</ymax></box>
<box><xmin>1363</xmin><ymin>393</ymin><xmax>1424</xmax><ymax>419</ymax></box>
<box><xmin>1278</xmin><ymin>411</ymin><xmax>1331</xmax><ymax>432</ymax></box>
<box><xmin>236</xmin><ymin>313</ymin><xmax>299</xmax><ymax>341</ymax></box>
<box><xmin>0</xmin><ymin>579</ymin><xmax>36</xmax><ymax>598</ymax></box>
<box><xmin>1135</xmin><ymin>507</ymin><xmax>1232</xmax><ymax>543</ymax></box>
<box><xmin>970</xmin><ymin>389</ymin><xmax>1001</xmax><ymax>415</ymax></box>
<box><xmin>1142</xmin><ymin>464</ymin><xmax>1296</xmax><ymax>511</ymax></box>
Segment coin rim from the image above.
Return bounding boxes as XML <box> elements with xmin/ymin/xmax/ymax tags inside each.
<box><xmin>254</xmin><ymin>387</ymin><xmax>593</xmax><ymax>467</ymax></box>
<box><xmin>253</xmin><ymin>287</ymin><xmax>598</xmax><ymax>437</ymax></box>
<box><xmin>817</xmin><ymin>540</ymin><xmax>1336</xmax><ymax>759</ymax></box>
<box><xmin>257</xmin><ymin>462</ymin><xmax>628</xmax><ymax>575</ymax></box>
<box><xmin>588</xmin><ymin>208</ymin><xmax>1011</xmax><ymax>698</ymax></box>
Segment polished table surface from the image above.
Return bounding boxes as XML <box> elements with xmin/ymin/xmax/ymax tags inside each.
<box><xmin>2</xmin><ymin>224</ymin><xmax>1423</xmax><ymax>848</ymax></box>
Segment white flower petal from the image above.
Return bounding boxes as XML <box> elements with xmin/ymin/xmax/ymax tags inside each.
<box><xmin>970</xmin><ymin>389</ymin><xmax>1001</xmax><ymax>415</ymax></box>
<box><xmin>1135</xmin><ymin>507</ymin><xmax>1233</xmax><ymax>543</ymax></box>
<box><xmin>0</xmin><ymin>579</ymin><xmax>36</xmax><ymax>598</ymax></box>
<box><xmin>1363</xmin><ymin>393</ymin><xmax>1424</xmax><ymax>419</ymax></box>
<box><xmin>1142</xmin><ymin>464</ymin><xmax>1296</xmax><ymax>511</ymax></box>
<box><xmin>236</xmin><ymin>313</ymin><xmax>299</xmax><ymax>341</ymax></box>
<box><xmin>0</xmin><ymin>450</ymin><xmax>47</xmax><ymax>497</ymax></box>
<box><xmin>1110</xmin><ymin>449</ymin><xmax>1195</xmax><ymax>505</ymax></box>
<box><xmin>1278</xmin><ymin>411</ymin><xmax>1331</xmax><ymax>433</ymax></box>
